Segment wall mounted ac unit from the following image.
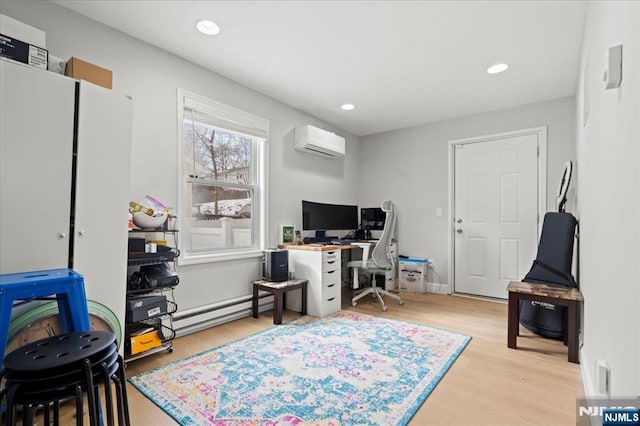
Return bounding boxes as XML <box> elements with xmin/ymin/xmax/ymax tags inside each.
<box><xmin>294</xmin><ymin>125</ymin><xmax>345</xmax><ymax>159</ymax></box>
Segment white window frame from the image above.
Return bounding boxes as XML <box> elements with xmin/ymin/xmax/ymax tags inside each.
<box><xmin>177</xmin><ymin>89</ymin><xmax>268</xmax><ymax>264</ymax></box>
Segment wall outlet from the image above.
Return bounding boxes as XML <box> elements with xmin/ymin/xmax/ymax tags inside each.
<box><xmin>595</xmin><ymin>359</ymin><xmax>610</xmax><ymax>394</ymax></box>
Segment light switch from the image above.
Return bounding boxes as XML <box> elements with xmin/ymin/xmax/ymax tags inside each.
<box><xmin>605</xmin><ymin>44</ymin><xmax>622</xmax><ymax>89</ymax></box>
<box><xmin>436</xmin><ymin>208</ymin><xmax>442</xmax><ymax>217</ymax></box>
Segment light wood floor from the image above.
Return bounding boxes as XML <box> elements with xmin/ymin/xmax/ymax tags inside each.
<box><xmin>66</xmin><ymin>290</ymin><xmax>583</xmax><ymax>425</ymax></box>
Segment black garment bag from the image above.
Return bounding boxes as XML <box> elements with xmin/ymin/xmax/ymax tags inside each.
<box><xmin>519</xmin><ymin>212</ymin><xmax>577</xmax><ymax>338</ymax></box>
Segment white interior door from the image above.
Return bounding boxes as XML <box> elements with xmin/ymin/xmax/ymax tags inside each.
<box><xmin>453</xmin><ymin>133</ymin><xmax>539</xmax><ymax>299</ymax></box>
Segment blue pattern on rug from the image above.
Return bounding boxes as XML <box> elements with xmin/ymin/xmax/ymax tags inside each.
<box><xmin>129</xmin><ymin>311</ymin><xmax>471</xmax><ymax>425</ymax></box>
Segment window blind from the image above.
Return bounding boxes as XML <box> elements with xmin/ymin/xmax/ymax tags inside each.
<box><xmin>182</xmin><ymin>92</ymin><xmax>269</xmax><ymax>140</ymax></box>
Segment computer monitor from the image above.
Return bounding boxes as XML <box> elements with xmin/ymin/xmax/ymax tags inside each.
<box><xmin>302</xmin><ymin>200</ymin><xmax>358</xmax><ymax>233</ymax></box>
<box><xmin>360</xmin><ymin>207</ymin><xmax>386</xmax><ymax>230</ymax></box>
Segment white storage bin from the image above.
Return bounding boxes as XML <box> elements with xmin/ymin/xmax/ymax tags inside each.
<box><xmin>398</xmin><ymin>257</ymin><xmax>428</xmax><ymax>293</ymax></box>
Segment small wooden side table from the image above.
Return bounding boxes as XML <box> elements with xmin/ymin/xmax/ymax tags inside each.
<box><xmin>507</xmin><ymin>280</ymin><xmax>583</xmax><ymax>363</ymax></box>
<box><xmin>252</xmin><ymin>278</ymin><xmax>308</xmax><ymax>324</ymax></box>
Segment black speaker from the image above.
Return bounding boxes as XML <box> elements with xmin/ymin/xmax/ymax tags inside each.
<box><xmin>263</xmin><ymin>249</ymin><xmax>288</xmax><ymax>282</ymax></box>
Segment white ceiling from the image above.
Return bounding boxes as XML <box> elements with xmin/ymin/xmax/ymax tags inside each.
<box><xmin>54</xmin><ymin>1</ymin><xmax>587</xmax><ymax>136</ymax></box>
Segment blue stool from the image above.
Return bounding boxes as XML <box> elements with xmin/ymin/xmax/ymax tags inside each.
<box><xmin>0</xmin><ymin>269</ymin><xmax>91</xmax><ymax>364</ymax></box>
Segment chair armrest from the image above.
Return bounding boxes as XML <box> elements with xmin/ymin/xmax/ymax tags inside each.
<box><xmin>351</xmin><ymin>242</ymin><xmax>372</xmax><ymax>269</ymax></box>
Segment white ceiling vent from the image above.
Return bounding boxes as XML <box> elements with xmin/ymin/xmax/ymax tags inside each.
<box><xmin>294</xmin><ymin>125</ymin><xmax>345</xmax><ymax>159</ymax></box>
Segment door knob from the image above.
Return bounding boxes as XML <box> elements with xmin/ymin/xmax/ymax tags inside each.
<box><xmin>456</xmin><ymin>218</ymin><xmax>463</xmax><ymax>223</ymax></box>
<box><xmin>57</xmin><ymin>232</ymin><xmax>66</xmax><ymax>239</ymax></box>
<box><xmin>456</xmin><ymin>229</ymin><xmax>463</xmax><ymax>234</ymax></box>
<box><xmin>78</xmin><ymin>230</ymin><xmax>86</xmax><ymax>236</ymax></box>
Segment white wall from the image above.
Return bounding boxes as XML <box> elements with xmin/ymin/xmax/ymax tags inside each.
<box><xmin>575</xmin><ymin>1</ymin><xmax>639</xmax><ymax>397</ymax></box>
<box><xmin>1</xmin><ymin>0</ymin><xmax>361</xmax><ymax>314</ymax></box>
<box><xmin>359</xmin><ymin>97</ymin><xmax>576</xmax><ymax>287</ymax></box>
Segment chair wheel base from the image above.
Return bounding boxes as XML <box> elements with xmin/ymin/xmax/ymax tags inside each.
<box><xmin>352</xmin><ymin>302</ymin><xmax>358</xmax><ymax>307</ymax></box>
<box><xmin>399</xmin><ymin>300</ymin><xmax>405</xmax><ymax>305</ymax></box>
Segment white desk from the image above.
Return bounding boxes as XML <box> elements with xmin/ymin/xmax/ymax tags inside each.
<box><xmin>278</xmin><ymin>243</ymin><xmax>398</xmax><ymax>317</ymax></box>
<box><xmin>279</xmin><ymin>245</ymin><xmax>346</xmax><ymax>317</ymax></box>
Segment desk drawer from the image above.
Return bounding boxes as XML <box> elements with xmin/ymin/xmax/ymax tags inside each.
<box><xmin>322</xmin><ymin>269</ymin><xmax>340</xmax><ymax>285</ymax></box>
<box><xmin>323</xmin><ymin>281</ymin><xmax>341</xmax><ymax>299</ymax></box>
<box><xmin>322</xmin><ymin>250</ymin><xmax>340</xmax><ymax>265</ymax></box>
<box><xmin>318</xmin><ymin>294</ymin><xmax>341</xmax><ymax>317</ymax></box>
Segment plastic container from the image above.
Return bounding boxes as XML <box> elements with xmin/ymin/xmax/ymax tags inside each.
<box><xmin>398</xmin><ymin>257</ymin><xmax>428</xmax><ymax>293</ymax></box>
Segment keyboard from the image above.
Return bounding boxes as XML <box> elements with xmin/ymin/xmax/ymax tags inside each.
<box><xmin>330</xmin><ymin>240</ymin><xmax>350</xmax><ymax>246</ymax></box>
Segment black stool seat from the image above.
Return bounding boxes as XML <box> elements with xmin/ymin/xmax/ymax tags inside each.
<box><xmin>3</xmin><ymin>331</ymin><xmax>115</xmax><ymax>374</ymax></box>
<box><xmin>4</xmin><ymin>349</ymin><xmax>118</xmax><ymax>389</ymax></box>
<box><xmin>1</xmin><ymin>331</ymin><xmax>130</xmax><ymax>426</ymax></box>
<box><xmin>4</xmin><ymin>343</ymin><xmax>118</xmax><ymax>384</ymax></box>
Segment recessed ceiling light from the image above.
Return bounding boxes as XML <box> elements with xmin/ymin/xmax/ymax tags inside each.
<box><xmin>341</xmin><ymin>103</ymin><xmax>355</xmax><ymax>111</ymax></box>
<box><xmin>196</xmin><ymin>20</ymin><xmax>220</xmax><ymax>36</ymax></box>
<box><xmin>487</xmin><ymin>63</ymin><xmax>509</xmax><ymax>74</ymax></box>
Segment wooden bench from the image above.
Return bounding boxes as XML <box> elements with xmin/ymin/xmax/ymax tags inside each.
<box><xmin>507</xmin><ymin>280</ymin><xmax>584</xmax><ymax>363</ymax></box>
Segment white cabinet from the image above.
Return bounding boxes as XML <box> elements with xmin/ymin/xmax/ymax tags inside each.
<box><xmin>1</xmin><ymin>59</ymin><xmax>76</xmax><ymax>272</ymax></box>
<box><xmin>286</xmin><ymin>249</ymin><xmax>341</xmax><ymax>317</ymax></box>
<box><xmin>0</xmin><ymin>59</ymin><xmax>132</xmax><ymax>348</ymax></box>
<box><xmin>71</xmin><ymin>80</ymin><xmax>132</xmax><ymax>343</ymax></box>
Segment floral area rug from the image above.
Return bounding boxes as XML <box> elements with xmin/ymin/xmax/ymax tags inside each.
<box><xmin>128</xmin><ymin>310</ymin><xmax>471</xmax><ymax>425</ymax></box>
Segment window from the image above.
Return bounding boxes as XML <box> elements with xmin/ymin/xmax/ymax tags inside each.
<box><xmin>178</xmin><ymin>89</ymin><xmax>268</xmax><ymax>263</ymax></box>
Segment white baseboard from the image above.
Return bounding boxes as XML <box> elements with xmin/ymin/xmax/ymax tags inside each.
<box><xmin>427</xmin><ymin>281</ymin><xmax>450</xmax><ymax>294</ymax></box>
<box><xmin>581</xmin><ymin>347</ymin><xmax>595</xmax><ymax>399</ymax></box>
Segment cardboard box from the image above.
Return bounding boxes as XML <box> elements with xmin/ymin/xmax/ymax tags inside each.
<box><xmin>128</xmin><ymin>329</ymin><xmax>162</xmax><ymax>355</ymax></box>
<box><xmin>65</xmin><ymin>56</ymin><xmax>112</xmax><ymax>89</ymax></box>
<box><xmin>0</xmin><ymin>34</ymin><xmax>48</xmax><ymax>69</ymax></box>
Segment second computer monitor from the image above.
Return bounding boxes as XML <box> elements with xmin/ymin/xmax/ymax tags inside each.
<box><xmin>360</xmin><ymin>207</ymin><xmax>386</xmax><ymax>230</ymax></box>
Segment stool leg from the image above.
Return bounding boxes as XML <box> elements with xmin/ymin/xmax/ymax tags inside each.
<box><xmin>82</xmin><ymin>359</ymin><xmax>99</xmax><ymax>425</ymax></box>
<box><xmin>58</xmin><ymin>283</ymin><xmax>91</xmax><ymax>333</ymax></box>
<box><xmin>94</xmin><ymin>386</ymin><xmax>104</xmax><ymax>426</ymax></box>
<box><xmin>0</xmin><ymin>297</ymin><xmax>15</xmax><ymax>363</ymax></box>
<box><xmin>53</xmin><ymin>400</ymin><xmax>60</xmax><ymax>426</ymax></box>
<box><xmin>75</xmin><ymin>384</ymin><xmax>84</xmax><ymax>426</ymax></box>
<box><xmin>100</xmin><ymin>362</ymin><xmax>115</xmax><ymax>426</ymax></box>
<box><xmin>112</xmin><ymin>375</ymin><xmax>126</xmax><ymax>426</ymax></box>
<box><xmin>44</xmin><ymin>402</ymin><xmax>51</xmax><ymax>425</ymax></box>
<box><xmin>116</xmin><ymin>356</ymin><xmax>131</xmax><ymax>426</ymax></box>
<box><xmin>24</xmin><ymin>403</ymin><xmax>36</xmax><ymax>426</ymax></box>
<box><xmin>6</xmin><ymin>383</ymin><xmax>19</xmax><ymax>425</ymax></box>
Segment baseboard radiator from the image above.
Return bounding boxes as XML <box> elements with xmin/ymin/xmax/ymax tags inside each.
<box><xmin>173</xmin><ymin>293</ymin><xmax>274</xmax><ymax>337</ymax></box>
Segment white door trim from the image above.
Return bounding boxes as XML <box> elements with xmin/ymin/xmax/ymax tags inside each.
<box><xmin>447</xmin><ymin>126</ymin><xmax>548</xmax><ymax>295</ymax></box>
